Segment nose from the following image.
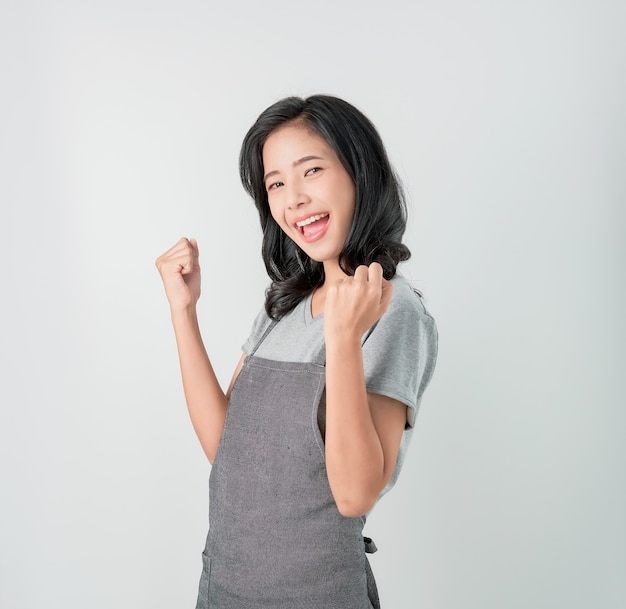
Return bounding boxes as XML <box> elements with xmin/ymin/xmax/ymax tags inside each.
<box><xmin>286</xmin><ymin>181</ymin><xmax>310</xmax><ymax>210</ymax></box>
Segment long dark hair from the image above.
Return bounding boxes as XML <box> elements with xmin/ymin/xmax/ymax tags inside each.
<box><xmin>239</xmin><ymin>94</ymin><xmax>410</xmax><ymax>320</ymax></box>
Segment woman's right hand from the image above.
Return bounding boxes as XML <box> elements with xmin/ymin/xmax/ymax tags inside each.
<box><xmin>155</xmin><ymin>237</ymin><xmax>201</xmax><ymax>313</ymax></box>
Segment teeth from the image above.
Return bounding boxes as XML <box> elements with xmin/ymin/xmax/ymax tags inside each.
<box><xmin>296</xmin><ymin>213</ymin><xmax>328</xmax><ymax>227</ymax></box>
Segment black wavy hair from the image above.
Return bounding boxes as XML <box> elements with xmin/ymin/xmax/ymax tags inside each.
<box><xmin>239</xmin><ymin>94</ymin><xmax>410</xmax><ymax>320</ymax></box>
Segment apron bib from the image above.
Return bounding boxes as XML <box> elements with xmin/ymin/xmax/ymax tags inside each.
<box><xmin>195</xmin><ymin>325</ymin><xmax>380</xmax><ymax>609</ymax></box>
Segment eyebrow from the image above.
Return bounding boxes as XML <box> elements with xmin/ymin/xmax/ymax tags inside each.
<box><xmin>263</xmin><ymin>155</ymin><xmax>324</xmax><ymax>182</ymax></box>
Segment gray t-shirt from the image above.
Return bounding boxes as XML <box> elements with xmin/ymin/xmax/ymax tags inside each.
<box><xmin>242</xmin><ymin>274</ymin><xmax>438</xmax><ymax>497</ymax></box>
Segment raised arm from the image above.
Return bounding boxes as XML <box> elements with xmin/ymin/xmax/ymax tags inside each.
<box><xmin>155</xmin><ymin>237</ymin><xmax>243</xmax><ymax>463</ymax></box>
<box><xmin>323</xmin><ymin>263</ymin><xmax>407</xmax><ymax>517</ymax></box>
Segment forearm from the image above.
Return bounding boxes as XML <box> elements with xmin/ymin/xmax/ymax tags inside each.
<box><xmin>171</xmin><ymin>308</ymin><xmax>228</xmax><ymax>463</ymax></box>
<box><xmin>324</xmin><ymin>336</ymin><xmax>387</xmax><ymax>517</ymax></box>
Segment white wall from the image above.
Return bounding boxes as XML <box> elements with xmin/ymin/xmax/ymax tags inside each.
<box><xmin>1</xmin><ymin>1</ymin><xmax>624</xmax><ymax>607</ymax></box>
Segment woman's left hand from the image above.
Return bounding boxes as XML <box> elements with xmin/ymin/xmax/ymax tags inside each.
<box><xmin>324</xmin><ymin>263</ymin><xmax>393</xmax><ymax>344</ymax></box>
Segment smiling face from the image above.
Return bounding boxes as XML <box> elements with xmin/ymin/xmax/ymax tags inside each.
<box><xmin>262</xmin><ymin>123</ymin><xmax>356</xmax><ymax>272</ymax></box>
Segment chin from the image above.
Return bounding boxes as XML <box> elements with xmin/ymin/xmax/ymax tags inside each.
<box><xmin>306</xmin><ymin>253</ymin><xmax>325</xmax><ymax>263</ymax></box>
<box><xmin>294</xmin><ymin>239</ymin><xmax>342</xmax><ymax>267</ymax></box>
<box><xmin>306</xmin><ymin>252</ymin><xmax>342</xmax><ymax>268</ymax></box>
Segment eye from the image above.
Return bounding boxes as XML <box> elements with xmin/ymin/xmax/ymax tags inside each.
<box><xmin>305</xmin><ymin>167</ymin><xmax>322</xmax><ymax>176</ymax></box>
<box><xmin>267</xmin><ymin>181</ymin><xmax>283</xmax><ymax>191</ymax></box>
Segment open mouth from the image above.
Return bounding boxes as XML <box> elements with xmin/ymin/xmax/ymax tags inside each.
<box><xmin>296</xmin><ymin>213</ymin><xmax>329</xmax><ymax>239</ymax></box>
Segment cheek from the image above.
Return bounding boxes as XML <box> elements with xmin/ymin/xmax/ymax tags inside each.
<box><xmin>268</xmin><ymin>200</ymin><xmax>288</xmax><ymax>230</ymax></box>
<box><xmin>341</xmin><ymin>187</ymin><xmax>357</xmax><ymax>223</ymax></box>
<box><xmin>338</xmin><ymin>177</ymin><xmax>356</xmax><ymax>211</ymax></box>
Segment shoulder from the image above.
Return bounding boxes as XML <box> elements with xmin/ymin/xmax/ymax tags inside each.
<box><xmin>363</xmin><ymin>274</ymin><xmax>438</xmax><ymax>375</ymax></box>
<box><xmin>241</xmin><ymin>304</ymin><xmax>273</xmax><ymax>355</ymax></box>
<box><xmin>372</xmin><ymin>274</ymin><xmax>436</xmax><ymax>338</ymax></box>
<box><xmin>362</xmin><ymin>273</ymin><xmax>438</xmax><ymax>424</ymax></box>
<box><xmin>389</xmin><ymin>274</ymin><xmax>426</xmax><ymax>312</ymax></box>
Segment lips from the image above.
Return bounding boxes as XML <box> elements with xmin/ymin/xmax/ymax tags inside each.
<box><xmin>294</xmin><ymin>212</ymin><xmax>330</xmax><ymax>242</ymax></box>
<box><xmin>295</xmin><ymin>213</ymin><xmax>329</xmax><ymax>229</ymax></box>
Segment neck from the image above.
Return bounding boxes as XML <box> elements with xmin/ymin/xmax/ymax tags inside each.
<box><xmin>321</xmin><ymin>259</ymin><xmax>349</xmax><ymax>286</ymax></box>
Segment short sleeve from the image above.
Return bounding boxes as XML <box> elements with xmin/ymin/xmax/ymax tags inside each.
<box><xmin>241</xmin><ymin>305</ymin><xmax>273</xmax><ymax>355</ymax></box>
<box><xmin>361</xmin><ymin>275</ymin><xmax>438</xmax><ymax>429</ymax></box>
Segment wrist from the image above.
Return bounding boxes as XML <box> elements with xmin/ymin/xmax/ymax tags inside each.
<box><xmin>170</xmin><ymin>305</ymin><xmax>199</xmax><ymax>326</ymax></box>
<box><xmin>324</xmin><ymin>328</ymin><xmax>362</xmax><ymax>355</ymax></box>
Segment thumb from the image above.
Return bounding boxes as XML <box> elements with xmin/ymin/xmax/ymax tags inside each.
<box><xmin>189</xmin><ymin>238</ymin><xmax>199</xmax><ymax>257</ymax></box>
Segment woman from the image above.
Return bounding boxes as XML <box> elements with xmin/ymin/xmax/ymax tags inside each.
<box><xmin>156</xmin><ymin>94</ymin><xmax>438</xmax><ymax>608</ymax></box>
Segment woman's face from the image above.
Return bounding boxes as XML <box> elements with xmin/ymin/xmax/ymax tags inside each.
<box><xmin>262</xmin><ymin>124</ymin><xmax>356</xmax><ymax>267</ymax></box>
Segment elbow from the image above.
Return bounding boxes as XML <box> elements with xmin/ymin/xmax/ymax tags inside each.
<box><xmin>328</xmin><ymin>471</ymin><xmax>390</xmax><ymax>517</ymax></box>
<box><xmin>334</xmin><ymin>491</ymin><xmax>379</xmax><ymax>518</ymax></box>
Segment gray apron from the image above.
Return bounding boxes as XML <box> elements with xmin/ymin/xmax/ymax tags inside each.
<box><xmin>195</xmin><ymin>323</ymin><xmax>380</xmax><ymax>608</ymax></box>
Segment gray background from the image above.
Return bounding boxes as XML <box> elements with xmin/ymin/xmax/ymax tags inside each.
<box><xmin>1</xmin><ymin>1</ymin><xmax>624</xmax><ymax>607</ymax></box>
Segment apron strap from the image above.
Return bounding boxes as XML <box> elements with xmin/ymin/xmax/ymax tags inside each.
<box><xmin>248</xmin><ymin>320</ymin><xmax>278</xmax><ymax>358</ymax></box>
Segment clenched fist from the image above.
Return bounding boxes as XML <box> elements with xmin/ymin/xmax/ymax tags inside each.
<box><xmin>155</xmin><ymin>237</ymin><xmax>201</xmax><ymax>313</ymax></box>
<box><xmin>324</xmin><ymin>263</ymin><xmax>393</xmax><ymax>343</ymax></box>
